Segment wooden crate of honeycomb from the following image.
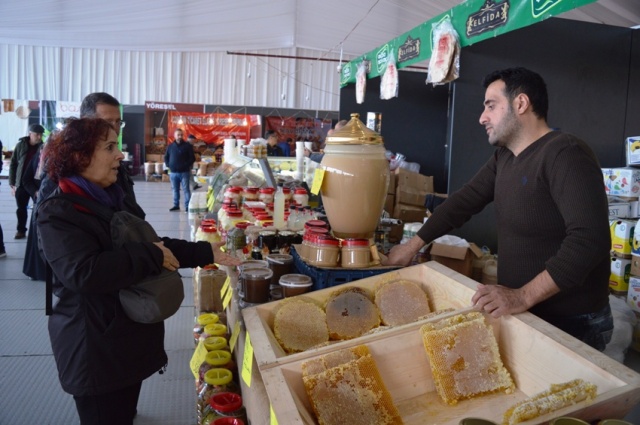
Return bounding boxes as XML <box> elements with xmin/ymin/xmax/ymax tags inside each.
<box><xmin>242</xmin><ymin>262</ymin><xmax>640</xmax><ymax>424</ymax></box>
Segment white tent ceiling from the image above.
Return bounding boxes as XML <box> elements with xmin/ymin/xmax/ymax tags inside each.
<box><xmin>0</xmin><ymin>0</ymin><xmax>638</xmax><ymax>56</ymax></box>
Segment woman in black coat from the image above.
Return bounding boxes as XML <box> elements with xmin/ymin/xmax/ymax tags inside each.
<box><xmin>36</xmin><ymin>118</ymin><xmax>240</xmax><ymax>425</ymax></box>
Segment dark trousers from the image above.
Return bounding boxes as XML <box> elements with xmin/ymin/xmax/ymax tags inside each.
<box><xmin>73</xmin><ymin>381</ymin><xmax>142</xmax><ymax>425</ymax></box>
<box><xmin>15</xmin><ymin>185</ymin><xmax>31</xmax><ymax>233</ymax></box>
<box><xmin>0</xmin><ymin>222</ymin><xmax>4</xmax><ymax>251</ymax></box>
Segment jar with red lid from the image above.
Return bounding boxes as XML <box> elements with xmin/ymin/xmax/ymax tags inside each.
<box><xmin>309</xmin><ymin>235</ymin><xmax>340</xmax><ymax>267</ymax></box>
<box><xmin>223</xmin><ymin>186</ymin><xmax>243</xmax><ymax>206</ymax></box>
<box><xmin>281</xmin><ymin>187</ymin><xmax>293</xmax><ymax>202</ymax></box>
<box><xmin>241</xmin><ymin>186</ymin><xmax>259</xmax><ymax>203</ymax></box>
<box><xmin>258</xmin><ymin>187</ymin><xmax>275</xmax><ymax>204</ymax></box>
<box><xmin>293</xmin><ymin>187</ymin><xmax>309</xmax><ymax>207</ymax></box>
<box><xmin>197</xmin><ymin>369</ymin><xmax>239</xmax><ymax>424</ymax></box>
<box><xmin>202</xmin><ymin>392</ymin><xmax>247</xmax><ymax>425</ymax></box>
<box><xmin>341</xmin><ymin>238</ymin><xmax>371</xmax><ymax>268</ymax></box>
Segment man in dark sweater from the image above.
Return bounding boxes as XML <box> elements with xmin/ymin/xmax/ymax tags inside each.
<box><xmin>384</xmin><ymin>67</ymin><xmax>612</xmax><ymax>351</ymax></box>
<box><xmin>164</xmin><ymin>128</ymin><xmax>195</xmax><ymax>211</ymax></box>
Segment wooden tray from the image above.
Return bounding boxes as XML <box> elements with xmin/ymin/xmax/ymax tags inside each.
<box><xmin>242</xmin><ymin>262</ymin><xmax>640</xmax><ymax>424</ymax></box>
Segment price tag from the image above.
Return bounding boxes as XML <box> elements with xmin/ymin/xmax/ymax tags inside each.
<box><xmin>229</xmin><ymin>320</ymin><xmax>241</xmax><ymax>354</ymax></box>
<box><xmin>310</xmin><ymin>168</ymin><xmax>325</xmax><ymax>195</ymax></box>
<box><xmin>241</xmin><ymin>331</ymin><xmax>254</xmax><ymax>387</ymax></box>
<box><xmin>222</xmin><ymin>285</ymin><xmax>232</xmax><ymax>310</ymax></box>
<box><xmin>270</xmin><ymin>404</ymin><xmax>279</xmax><ymax>425</ymax></box>
<box><xmin>189</xmin><ymin>340</ymin><xmax>208</xmax><ymax>380</ymax></box>
<box><xmin>220</xmin><ymin>276</ymin><xmax>230</xmax><ymax>299</ymax></box>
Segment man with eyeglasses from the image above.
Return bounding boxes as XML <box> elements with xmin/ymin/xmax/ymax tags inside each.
<box><xmin>37</xmin><ymin>92</ymin><xmax>145</xmax><ymax>219</ymax></box>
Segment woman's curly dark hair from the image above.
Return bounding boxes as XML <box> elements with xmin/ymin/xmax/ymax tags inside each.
<box><xmin>43</xmin><ymin>118</ymin><xmax>113</xmax><ymax>182</ymax></box>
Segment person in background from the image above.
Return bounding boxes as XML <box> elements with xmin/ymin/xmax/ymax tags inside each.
<box><xmin>9</xmin><ymin>123</ymin><xmax>45</xmax><ymax>239</ymax></box>
<box><xmin>22</xmin><ymin>142</ymin><xmax>47</xmax><ymax>279</ymax></box>
<box><xmin>164</xmin><ymin>128</ymin><xmax>195</xmax><ymax>212</ymax></box>
<box><xmin>265</xmin><ymin>130</ymin><xmax>284</xmax><ymax>156</ymax></box>
<box><xmin>0</xmin><ymin>139</ymin><xmax>5</xmax><ymax>257</ymax></box>
<box><xmin>305</xmin><ymin>119</ymin><xmax>347</xmax><ymax>163</ymax></box>
<box><xmin>383</xmin><ymin>67</ymin><xmax>612</xmax><ymax>351</ymax></box>
<box><xmin>36</xmin><ymin>118</ymin><xmax>241</xmax><ymax>425</ymax></box>
<box><xmin>187</xmin><ymin>134</ymin><xmax>202</xmax><ymax>190</ymax></box>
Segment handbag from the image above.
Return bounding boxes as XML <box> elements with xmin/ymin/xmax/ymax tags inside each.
<box><xmin>45</xmin><ymin>193</ymin><xmax>184</xmax><ymax>323</ymax></box>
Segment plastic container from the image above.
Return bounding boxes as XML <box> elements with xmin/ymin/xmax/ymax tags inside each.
<box><xmin>341</xmin><ymin>238</ymin><xmax>371</xmax><ymax>268</ymax></box>
<box><xmin>279</xmin><ymin>273</ymin><xmax>313</xmax><ymax>298</ymax></box>
<box><xmin>242</xmin><ymin>267</ymin><xmax>273</xmax><ymax>303</ymax></box>
<box><xmin>197</xmin><ymin>368</ymin><xmax>238</xmax><ymax>424</ymax></box>
<box><xmin>241</xmin><ymin>187</ymin><xmax>259</xmax><ymax>203</ymax></box>
<box><xmin>293</xmin><ymin>187</ymin><xmax>309</xmax><ymax>207</ymax></box>
<box><xmin>207</xmin><ymin>392</ymin><xmax>247</xmax><ymax>424</ymax></box>
<box><xmin>258</xmin><ymin>187</ymin><xmax>275</xmax><ymax>204</ymax></box>
<box><xmin>197</xmin><ymin>350</ymin><xmax>234</xmax><ymax>393</ymax></box>
<box><xmin>203</xmin><ymin>336</ymin><xmax>228</xmax><ymax>352</ymax></box>
<box><xmin>266</xmin><ymin>254</ymin><xmax>293</xmax><ymax>286</ymax></box>
<box><xmin>309</xmin><ymin>235</ymin><xmax>340</xmax><ymax>267</ymax></box>
<box><xmin>193</xmin><ymin>313</ymin><xmax>220</xmax><ymax>345</ymax></box>
<box><xmin>258</xmin><ymin>230</ymin><xmax>277</xmax><ymax>253</ymax></box>
<box><xmin>273</xmin><ymin>187</ymin><xmax>286</xmax><ymax>230</ymax></box>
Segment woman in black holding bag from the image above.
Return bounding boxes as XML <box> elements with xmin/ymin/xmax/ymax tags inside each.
<box><xmin>36</xmin><ymin>118</ymin><xmax>241</xmax><ymax>425</ymax></box>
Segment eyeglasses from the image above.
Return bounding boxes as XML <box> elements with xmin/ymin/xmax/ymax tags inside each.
<box><xmin>107</xmin><ymin>119</ymin><xmax>126</xmax><ymax>129</ymax></box>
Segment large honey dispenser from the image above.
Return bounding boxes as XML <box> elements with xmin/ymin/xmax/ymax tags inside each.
<box><xmin>320</xmin><ymin>113</ymin><xmax>390</xmax><ymax>239</ymax></box>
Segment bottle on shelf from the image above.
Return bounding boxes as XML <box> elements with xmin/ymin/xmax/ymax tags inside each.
<box><xmin>273</xmin><ymin>186</ymin><xmax>286</xmax><ymax>230</ymax></box>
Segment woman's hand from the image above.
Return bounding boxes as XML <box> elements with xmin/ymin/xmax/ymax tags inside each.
<box><xmin>153</xmin><ymin>241</ymin><xmax>180</xmax><ymax>271</ymax></box>
<box><xmin>211</xmin><ymin>241</ymin><xmax>242</xmax><ymax>266</ymax></box>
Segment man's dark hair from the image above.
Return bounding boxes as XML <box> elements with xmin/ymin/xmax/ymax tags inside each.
<box><xmin>265</xmin><ymin>130</ymin><xmax>277</xmax><ymax>139</ymax></box>
<box><xmin>80</xmin><ymin>92</ymin><xmax>120</xmax><ymax>118</ymax></box>
<box><xmin>483</xmin><ymin>67</ymin><xmax>548</xmax><ymax>121</ymax></box>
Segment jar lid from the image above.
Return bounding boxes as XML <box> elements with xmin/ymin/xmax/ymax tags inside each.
<box><xmin>205</xmin><ymin>349</ymin><xmax>232</xmax><ymax>366</ymax></box>
<box><xmin>201</xmin><ymin>225</ymin><xmax>217</xmax><ymax>233</ymax></box>
<box><xmin>197</xmin><ymin>313</ymin><xmax>219</xmax><ymax>326</ymax></box>
<box><xmin>305</xmin><ymin>220</ymin><xmax>327</xmax><ymax>229</ymax></box>
<box><xmin>325</xmin><ymin>113</ymin><xmax>384</xmax><ymax>146</ymax></box>
<box><xmin>243</xmin><ymin>187</ymin><xmax>259</xmax><ymax>193</ymax></box>
<box><xmin>307</xmin><ymin>227</ymin><xmax>329</xmax><ymax>234</ymax></box>
<box><xmin>342</xmin><ymin>238</ymin><xmax>370</xmax><ymax>247</ymax></box>
<box><xmin>259</xmin><ymin>230</ymin><xmax>276</xmax><ymax>236</ymax></box>
<box><xmin>204</xmin><ymin>368</ymin><xmax>233</xmax><ymax>386</ymax></box>
<box><xmin>294</xmin><ymin>187</ymin><xmax>308</xmax><ymax>194</ymax></box>
<box><xmin>266</xmin><ymin>254</ymin><xmax>293</xmax><ymax>264</ymax></box>
<box><xmin>203</xmin><ymin>336</ymin><xmax>228</xmax><ymax>351</ymax></box>
<box><xmin>227</xmin><ymin>211</ymin><xmax>243</xmax><ymax>217</ymax></box>
<box><xmin>239</xmin><ymin>260</ymin><xmax>268</xmax><ymax>270</ymax></box>
<box><xmin>278</xmin><ymin>230</ymin><xmax>295</xmax><ymax>237</ymax></box>
<box><xmin>282</xmin><ymin>187</ymin><xmax>291</xmax><ymax>194</ymax></box>
<box><xmin>242</xmin><ymin>267</ymin><xmax>273</xmax><ymax>279</ymax></box>
<box><xmin>235</xmin><ymin>222</ymin><xmax>250</xmax><ymax>229</ymax></box>
<box><xmin>209</xmin><ymin>392</ymin><xmax>243</xmax><ymax>412</ymax></box>
<box><xmin>212</xmin><ymin>418</ymin><xmax>244</xmax><ymax>425</ymax></box>
<box><xmin>261</xmin><ymin>221</ymin><xmax>274</xmax><ymax>227</ymax></box>
<box><xmin>279</xmin><ymin>274</ymin><xmax>313</xmax><ymax>287</ymax></box>
<box><xmin>227</xmin><ymin>186</ymin><xmax>243</xmax><ymax>193</ymax></box>
<box><xmin>317</xmin><ymin>236</ymin><xmax>339</xmax><ymax>246</ymax></box>
<box><xmin>259</xmin><ymin>187</ymin><xmax>276</xmax><ymax>194</ymax></box>
<box><xmin>204</xmin><ymin>323</ymin><xmax>227</xmax><ymax>336</ymax></box>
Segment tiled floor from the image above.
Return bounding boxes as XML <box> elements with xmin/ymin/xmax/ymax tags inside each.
<box><xmin>0</xmin><ymin>178</ymin><xmax>639</xmax><ymax>424</ymax></box>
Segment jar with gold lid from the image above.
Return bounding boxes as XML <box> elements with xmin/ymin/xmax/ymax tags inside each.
<box><xmin>320</xmin><ymin>113</ymin><xmax>389</xmax><ymax>239</ymax></box>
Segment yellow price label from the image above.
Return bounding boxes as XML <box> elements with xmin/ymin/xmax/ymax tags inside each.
<box><xmin>189</xmin><ymin>340</ymin><xmax>209</xmax><ymax>380</ymax></box>
<box><xmin>222</xmin><ymin>285</ymin><xmax>232</xmax><ymax>310</ymax></box>
<box><xmin>241</xmin><ymin>331</ymin><xmax>254</xmax><ymax>387</ymax></box>
<box><xmin>229</xmin><ymin>320</ymin><xmax>241</xmax><ymax>354</ymax></box>
<box><xmin>310</xmin><ymin>168</ymin><xmax>325</xmax><ymax>195</ymax></box>
<box><xmin>270</xmin><ymin>404</ymin><xmax>279</xmax><ymax>425</ymax></box>
<box><xmin>220</xmin><ymin>276</ymin><xmax>230</xmax><ymax>299</ymax></box>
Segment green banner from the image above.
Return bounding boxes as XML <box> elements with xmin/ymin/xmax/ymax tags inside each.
<box><xmin>340</xmin><ymin>0</ymin><xmax>597</xmax><ymax>86</ymax></box>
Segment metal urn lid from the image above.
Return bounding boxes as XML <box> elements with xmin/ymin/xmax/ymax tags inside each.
<box><xmin>325</xmin><ymin>113</ymin><xmax>384</xmax><ymax>145</ymax></box>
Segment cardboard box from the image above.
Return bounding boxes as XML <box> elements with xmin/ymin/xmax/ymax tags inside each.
<box><xmin>384</xmin><ymin>194</ymin><xmax>395</xmax><ymax>215</ymax></box>
<box><xmin>393</xmin><ymin>204</ymin><xmax>427</xmax><ymax>223</ymax></box>
<box><xmin>610</xmin><ymin>256</ymin><xmax>631</xmax><ymax>295</ymax></box>
<box><xmin>161</xmin><ymin>174</ymin><xmax>170</xmax><ymax>182</ymax></box>
<box><xmin>395</xmin><ymin>187</ymin><xmax>428</xmax><ymax>207</ymax></box>
<box><xmin>625</xmin><ymin>136</ymin><xmax>640</xmax><ymax>166</ymax></box>
<box><xmin>610</xmin><ymin>219</ymin><xmax>636</xmax><ymax>257</ymax></box>
<box><xmin>242</xmin><ymin>262</ymin><xmax>640</xmax><ymax>424</ymax></box>
<box><xmin>395</xmin><ymin>168</ymin><xmax>434</xmax><ymax>193</ymax></box>
<box><xmin>627</xmin><ymin>276</ymin><xmax>640</xmax><ymax>314</ymax></box>
<box><xmin>608</xmin><ymin>197</ymin><xmax>632</xmax><ymax>219</ymax></box>
<box><xmin>387</xmin><ymin>173</ymin><xmax>396</xmax><ymax>195</ymax></box>
<box><xmin>603</xmin><ymin>167</ymin><xmax>640</xmax><ymax>198</ymax></box>
<box><xmin>428</xmin><ymin>242</ymin><xmax>483</xmax><ymax>278</ymax></box>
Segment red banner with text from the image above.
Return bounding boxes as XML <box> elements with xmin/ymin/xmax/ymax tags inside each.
<box><xmin>168</xmin><ymin>111</ymin><xmax>257</xmax><ymax>145</ymax></box>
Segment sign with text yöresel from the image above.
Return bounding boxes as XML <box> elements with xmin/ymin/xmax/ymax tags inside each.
<box><xmin>340</xmin><ymin>0</ymin><xmax>596</xmax><ymax>86</ymax></box>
